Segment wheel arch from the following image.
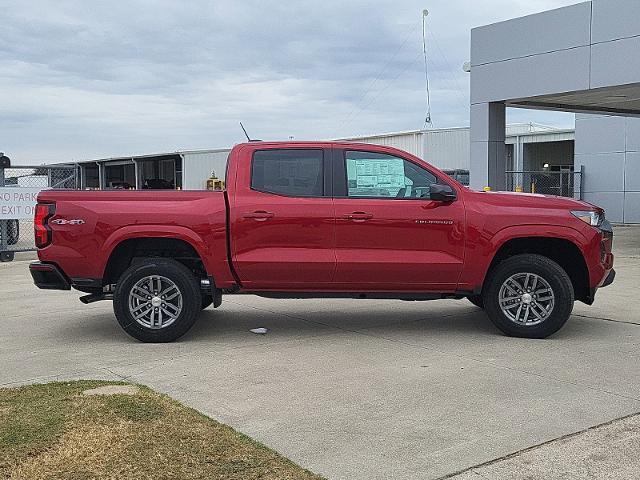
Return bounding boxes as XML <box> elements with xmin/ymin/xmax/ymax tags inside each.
<box><xmin>101</xmin><ymin>226</ymin><xmax>211</xmax><ymax>286</ymax></box>
<box><xmin>484</xmin><ymin>233</ymin><xmax>591</xmax><ymax>304</ymax></box>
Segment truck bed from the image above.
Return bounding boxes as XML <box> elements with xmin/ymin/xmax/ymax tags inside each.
<box><xmin>36</xmin><ymin>190</ymin><xmax>234</xmax><ymax>287</ymax></box>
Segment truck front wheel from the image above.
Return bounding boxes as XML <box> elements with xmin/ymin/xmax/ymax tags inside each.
<box><xmin>113</xmin><ymin>258</ymin><xmax>202</xmax><ymax>342</ymax></box>
<box><xmin>483</xmin><ymin>254</ymin><xmax>574</xmax><ymax>339</ymax></box>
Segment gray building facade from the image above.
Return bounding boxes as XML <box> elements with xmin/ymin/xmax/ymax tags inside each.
<box><xmin>470</xmin><ymin>0</ymin><xmax>640</xmax><ymax>223</ymax></box>
<box><xmin>575</xmin><ymin>115</ymin><xmax>640</xmax><ymax>223</ymax></box>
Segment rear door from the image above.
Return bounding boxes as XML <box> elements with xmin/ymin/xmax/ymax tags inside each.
<box><xmin>229</xmin><ymin>145</ymin><xmax>335</xmax><ymax>289</ymax></box>
<box><xmin>332</xmin><ymin>147</ymin><xmax>465</xmax><ymax>291</ymax></box>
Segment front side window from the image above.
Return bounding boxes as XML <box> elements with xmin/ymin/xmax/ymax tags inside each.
<box><xmin>251</xmin><ymin>149</ymin><xmax>324</xmax><ymax>197</ymax></box>
<box><xmin>345</xmin><ymin>151</ymin><xmax>437</xmax><ymax>199</ymax></box>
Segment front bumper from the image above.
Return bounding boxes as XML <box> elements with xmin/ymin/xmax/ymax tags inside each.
<box><xmin>601</xmin><ymin>268</ymin><xmax>616</xmax><ymax>288</ymax></box>
<box><xmin>597</xmin><ymin>220</ymin><xmax>615</xmax><ymax>288</ymax></box>
<box><xmin>29</xmin><ymin>262</ymin><xmax>71</xmax><ymax>290</ymax></box>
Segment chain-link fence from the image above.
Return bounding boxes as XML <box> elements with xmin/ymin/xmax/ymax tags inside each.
<box><xmin>2</xmin><ymin>166</ymin><xmax>78</xmax><ymax>189</ymax></box>
<box><xmin>505</xmin><ymin>169</ymin><xmax>583</xmax><ymax>199</ymax></box>
<box><xmin>1</xmin><ymin>165</ymin><xmax>78</xmax><ymax>258</ymax></box>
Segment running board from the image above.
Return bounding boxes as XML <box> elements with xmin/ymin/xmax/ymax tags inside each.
<box><xmin>79</xmin><ymin>293</ymin><xmax>114</xmax><ymax>304</ymax></box>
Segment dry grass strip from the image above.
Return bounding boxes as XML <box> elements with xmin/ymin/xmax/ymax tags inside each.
<box><xmin>0</xmin><ymin>381</ymin><xmax>324</xmax><ymax>480</ymax></box>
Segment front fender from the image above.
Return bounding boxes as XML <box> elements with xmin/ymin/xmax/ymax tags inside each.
<box><xmin>459</xmin><ymin>223</ymin><xmax>589</xmax><ymax>291</ymax></box>
<box><xmin>489</xmin><ymin>224</ymin><xmax>588</xmax><ymax>257</ymax></box>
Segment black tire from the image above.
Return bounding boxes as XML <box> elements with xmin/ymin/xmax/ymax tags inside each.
<box><xmin>467</xmin><ymin>295</ymin><xmax>484</xmax><ymax>309</ymax></box>
<box><xmin>201</xmin><ymin>295</ymin><xmax>213</xmax><ymax>309</ymax></box>
<box><xmin>483</xmin><ymin>254</ymin><xmax>574</xmax><ymax>339</ymax></box>
<box><xmin>113</xmin><ymin>258</ymin><xmax>202</xmax><ymax>343</ymax></box>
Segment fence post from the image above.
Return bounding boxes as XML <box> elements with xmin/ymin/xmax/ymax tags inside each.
<box><xmin>576</xmin><ymin>165</ymin><xmax>584</xmax><ymax>200</ymax></box>
<box><xmin>0</xmin><ymin>162</ymin><xmax>8</xmax><ymax>259</ymax></box>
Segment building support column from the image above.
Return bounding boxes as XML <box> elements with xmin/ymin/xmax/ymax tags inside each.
<box><xmin>470</xmin><ymin>102</ymin><xmax>506</xmax><ymax>190</ymax></box>
<box><xmin>98</xmin><ymin>162</ymin><xmax>105</xmax><ymax>190</ymax></box>
<box><xmin>133</xmin><ymin>158</ymin><xmax>141</xmax><ymax>190</ymax></box>
<box><xmin>515</xmin><ymin>135</ymin><xmax>524</xmax><ymax>191</ymax></box>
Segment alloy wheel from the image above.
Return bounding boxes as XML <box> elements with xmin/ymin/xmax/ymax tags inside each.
<box><xmin>498</xmin><ymin>272</ymin><xmax>555</xmax><ymax>326</ymax></box>
<box><xmin>128</xmin><ymin>275</ymin><xmax>183</xmax><ymax>329</ymax></box>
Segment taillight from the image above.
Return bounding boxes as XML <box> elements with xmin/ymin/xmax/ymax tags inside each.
<box><xmin>34</xmin><ymin>203</ymin><xmax>55</xmax><ymax>248</ymax></box>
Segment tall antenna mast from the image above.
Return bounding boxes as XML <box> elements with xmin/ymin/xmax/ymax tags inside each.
<box><xmin>422</xmin><ymin>9</ymin><xmax>433</xmax><ymax>129</ymax></box>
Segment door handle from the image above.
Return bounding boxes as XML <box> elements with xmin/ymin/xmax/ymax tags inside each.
<box><xmin>243</xmin><ymin>211</ymin><xmax>274</xmax><ymax>221</ymax></box>
<box><xmin>343</xmin><ymin>212</ymin><xmax>373</xmax><ymax>221</ymax></box>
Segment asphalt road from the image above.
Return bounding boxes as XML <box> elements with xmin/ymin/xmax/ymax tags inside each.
<box><xmin>1</xmin><ymin>227</ymin><xmax>639</xmax><ymax>479</ymax></box>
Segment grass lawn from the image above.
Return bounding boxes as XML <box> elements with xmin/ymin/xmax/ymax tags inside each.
<box><xmin>0</xmin><ymin>380</ymin><xmax>324</xmax><ymax>480</ymax></box>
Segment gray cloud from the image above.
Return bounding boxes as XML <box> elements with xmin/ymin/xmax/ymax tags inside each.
<box><xmin>1</xmin><ymin>0</ymin><xmax>578</xmax><ymax>164</ymax></box>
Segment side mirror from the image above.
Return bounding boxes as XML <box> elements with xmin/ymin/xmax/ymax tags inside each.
<box><xmin>430</xmin><ymin>183</ymin><xmax>457</xmax><ymax>202</ymax></box>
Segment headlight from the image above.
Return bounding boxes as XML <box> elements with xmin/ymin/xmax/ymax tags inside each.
<box><xmin>571</xmin><ymin>210</ymin><xmax>603</xmax><ymax>227</ymax></box>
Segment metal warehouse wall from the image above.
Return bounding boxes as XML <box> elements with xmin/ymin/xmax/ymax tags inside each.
<box><xmin>341</xmin><ymin>131</ymin><xmax>425</xmax><ymax>159</ymax></box>
<box><xmin>181</xmin><ymin>149</ymin><xmax>231</xmax><ymax>190</ymax></box>
<box><xmin>423</xmin><ymin>129</ymin><xmax>470</xmax><ymax>170</ymax></box>
<box><xmin>347</xmin><ymin>127</ymin><xmax>573</xmax><ymax>172</ymax></box>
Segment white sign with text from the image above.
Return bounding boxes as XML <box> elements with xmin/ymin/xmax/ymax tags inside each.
<box><xmin>0</xmin><ymin>188</ymin><xmax>43</xmax><ymax>219</ymax></box>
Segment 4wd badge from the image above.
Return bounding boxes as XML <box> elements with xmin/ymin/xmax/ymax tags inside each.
<box><xmin>50</xmin><ymin>218</ymin><xmax>85</xmax><ymax>225</ymax></box>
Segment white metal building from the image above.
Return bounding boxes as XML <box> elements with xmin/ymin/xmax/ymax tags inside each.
<box><xmin>68</xmin><ymin>148</ymin><xmax>230</xmax><ymax>191</ymax></box>
<box><xmin>60</xmin><ymin>123</ymin><xmax>576</xmax><ymax>192</ymax></box>
<box><xmin>340</xmin><ymin>123</ymin><xmax>575</xmax><ymax>173</ymax></box>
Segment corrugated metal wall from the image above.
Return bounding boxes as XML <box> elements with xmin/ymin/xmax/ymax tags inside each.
<box><xmin>70</xmin><ymin>128</ymin><xmax>576</xmax><ymax>191</ymax></box>
<box><xmin>345</xmin><ymin>127</ymin><xmax>574</xmax><ymax>172</ymax></box>
<box><xmin>423</xmin><ymin>129</ymin><xmax>470</xmax><ymax>170</ymax></box>
<box><xmin>182</xmin><ymin>149</ymin><xmax>231</xmax><ymax>190</ymax></box>
<box><xmin>342</xmin><ymin>129</ymin><xmax>471</xmax><ymax>170</ymax></box>
<box><xmin>340</xmin><ymin>131</ymin><xmax>425</xmax><ymax>159</ymax></box>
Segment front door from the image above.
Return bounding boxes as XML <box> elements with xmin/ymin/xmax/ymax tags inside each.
<box><xmin>332</xmin><ymin>148</ymin><xmax>465</xmax><ymax>291</ymax></box>
<box><xmin>229</xmin><ymin>146</ymin><xmax>335</xmax><ymax>289</ymax></box>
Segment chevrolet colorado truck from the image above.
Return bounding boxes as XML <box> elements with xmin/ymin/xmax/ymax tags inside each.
<box><xmin>30</xmin><ymin>141</ymin><xmax>615</xmax><ymax>342</ymax></box>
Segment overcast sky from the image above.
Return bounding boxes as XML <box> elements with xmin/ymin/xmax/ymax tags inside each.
<box><xmin>1</xmin><ymin>0</ymin><xmax>581</xmax><ymax>164</ymax></box>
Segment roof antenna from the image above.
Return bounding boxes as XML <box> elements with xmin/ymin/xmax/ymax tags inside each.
<box><xmin>239</xmin><ymin>122</ymin><xmax>261</xmax><ymax>142</ymax></box>
<box><xmin>239</xmin><ymin>122</ymin><xmax>251</xmax><ymax>141</ymax></box>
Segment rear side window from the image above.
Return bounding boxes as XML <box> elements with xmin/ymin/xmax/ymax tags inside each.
<box><xmin>251</xmin><ymin>149</ymin><xmax>324</xmax><ymax>197</ymax></box>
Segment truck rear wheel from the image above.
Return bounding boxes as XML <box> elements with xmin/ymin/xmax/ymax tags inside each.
<box><xmin>483</xmin><ymin>254</ymin><xmax>574</xmax><ymax>339</ymax></box>
<box><xmin>113</xmin><ymin>258</ymin><xmax>202</xmax><ymax>343</ymax></box>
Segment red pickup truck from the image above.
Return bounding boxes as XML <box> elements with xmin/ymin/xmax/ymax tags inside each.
<box><xmin>30</xmin><ymin>141</ymin><xmax>615</xmax><ymax>342</ymax></box>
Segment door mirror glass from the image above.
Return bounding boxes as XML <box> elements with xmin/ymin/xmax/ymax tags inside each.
<box><xmin>429</xmin><ymin>183</ymin><xmax>457</xmax><ymax>202</ymax></box>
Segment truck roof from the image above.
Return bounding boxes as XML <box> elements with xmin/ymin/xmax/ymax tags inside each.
<box><xmin>233</xmin><ymin>140</ymin><xmax>410</xmax><ymax>151</ymax></box>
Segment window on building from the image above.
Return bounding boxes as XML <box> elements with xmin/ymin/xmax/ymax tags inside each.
<box><xmin>82</xmin><ymin>163</ymin><xmax>99</xmax><ymax>189</ymax></box>
<box><xmin>104</xmin><ymin>162</ymin><xmax>136</xmax><ymax>189</ymax></box>
<box><xmin>139</xmin><ymin>156</ymin><xmax>180</xmax><ymax>189</ymax></box>
<box><xmin>345</xmin><ymin>151</ymin><xmax>437</xmax><ymax>199</ymax></box>
<box><xmin>251</xmin><ymin>149</ymin><xmax>324</xmax><ymax>197</ymax></box>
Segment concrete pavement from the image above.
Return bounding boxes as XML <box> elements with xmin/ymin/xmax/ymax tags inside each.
<box><xmin>1</xmin><ymin>227</ymin><xmax>639</xmax><ymax>479</ymax></box>
<box><xmin>448</xmin><ymin>413</ymin><xmax>640</xmax><ymax>479</ymax></box>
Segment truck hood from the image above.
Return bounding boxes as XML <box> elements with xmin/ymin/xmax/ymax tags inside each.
<box><xmin>470</xmin><ymin>190</ymin><xmax>601</xmax><ymax>211</ymax></box>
